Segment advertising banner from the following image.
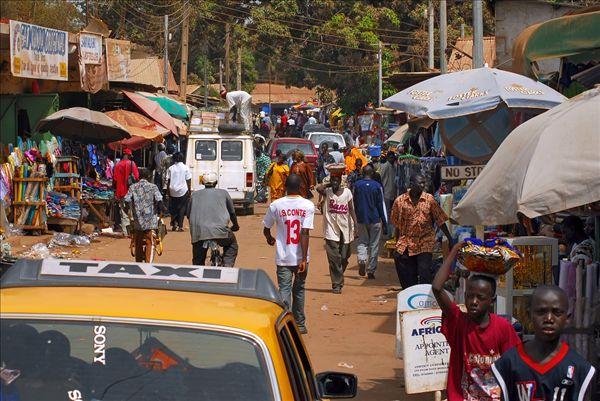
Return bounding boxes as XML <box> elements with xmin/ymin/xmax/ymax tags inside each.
<box><xmin>105</xmin><ymin>38</ymin><xmax>131</xmax><ymax>82</ymax></box>
<box><xmin>9</xmin><ymin>20</ymin><xmax>69</xmax><ymax>81</ymax></box>
<box><xmin>79</xmin><ymin>32</ymin><xmax>102</xmax><ymax>64</ymax></box>
<box><xmin>400</xmin><ymin>308</ymin><xmax>450</xmax><ymax>394</ymax></box>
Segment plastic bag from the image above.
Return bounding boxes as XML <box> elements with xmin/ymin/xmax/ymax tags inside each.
<box><xmin>49</xmin><ymin>232</ymin><xmax>91</xmax><ymax>248</ymax></box>
<box><xmin>24</xmin><ymin>243</ymin><xmax>51</xmax><ymax>259</ymax></box>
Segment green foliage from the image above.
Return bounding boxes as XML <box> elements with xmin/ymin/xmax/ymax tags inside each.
<box><xmin>0</xmin><ymin>0</ymin><xmax>85</xmax><ymax>31</ymax></box>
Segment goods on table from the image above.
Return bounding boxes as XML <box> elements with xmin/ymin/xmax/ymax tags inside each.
<box><xmin>82</xmin><ymin>178</ymin><xmax>114</xmax><ymax>200</ymax></box>
<box><xmin>46</xmin><ymin>191</ymin><xmax>80</xmax><ymax>220</ymax></box>
<box><xmin>458</xmin><ymin>238</ymin><xmax>521</xmax><ymax>275</ymax></box>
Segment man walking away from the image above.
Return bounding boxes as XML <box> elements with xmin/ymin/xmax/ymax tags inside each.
<box><xmin>390</xmin><ymin>173</ymin><xmax>452</xmax><ymax>288</ymax></box>
<box><xmin>379</xmin><ymin>151</ymin><xmax>397</xmax><ymax>237</ymax></box>
<box><xmin>152</xmin><ymin>143</ymin><xmax>167</xmax><ymax>190</ymax></box>
<box><xmin>220</xmin><ymin>88</ymin><xmax>252</xmax><ymax>131</ymax></box>
<box><xmin>166</xmin><ymin>152</ymin><xmax>191</xmax><ymax>232</ymax></box>
<box><xmin>316</xmin><ymin>174</ymin><xmax>357</xmax><ymax>294</ymax></box>
<box><xmin>329</xmin><ymin>142</ymin><xmax>344</xmax><ymax>164</ymax></box>
<box><xmin>113</xmin><ymin>148</ymin><xmax>139</xmax><ymax>235</ymax></box>
<box><xmin>263</xmin><ymin>174</ymin><xmax>315</xmax><ymax>334</ymax></box>
<box><xmin>124</xmin><ymin>168</ymin><xmax>164</xmax><ymax>262</ymax></box>
<box><xmin>353</xmin><ymin>165</ymin><xmax>387</xmax><ymax>279</ymax></box>
<box><xmin>187</xmin><ymin>172</ymin><xmax>239</xmax><ymax>267</ymax></box>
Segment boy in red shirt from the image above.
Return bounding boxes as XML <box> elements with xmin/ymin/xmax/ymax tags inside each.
<box><xmin>432</xmin><ymin>243</ymin><xmax>521</xmax><ymax>401</ymax></box>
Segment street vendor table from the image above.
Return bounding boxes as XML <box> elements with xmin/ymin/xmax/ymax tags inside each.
<box><xmin>81</xmin><ymin>199</ymin><xmax>114</xmax><ymax>229</ymax></box>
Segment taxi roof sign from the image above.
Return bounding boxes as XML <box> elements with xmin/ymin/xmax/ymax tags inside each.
<box><xmin>1</xmin><ymin>259</ymin><xmax>282</xmax><ymax>306</ymax></box>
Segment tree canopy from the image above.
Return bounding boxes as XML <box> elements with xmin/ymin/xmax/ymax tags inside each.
<box><xmin>2</xmin><ymin>0</ymin><xmax>496</xmax><ymax>112</ymax></box>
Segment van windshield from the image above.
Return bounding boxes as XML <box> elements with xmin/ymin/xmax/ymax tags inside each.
<box><xmin>1</xmin><ymin>318</ymin><xmax>274</xmax><ymax>401</ymax></box>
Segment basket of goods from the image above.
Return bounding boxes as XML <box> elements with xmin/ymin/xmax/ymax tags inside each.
<box><xmin>458</xmin><ymin>238</ymin><xmax>521</xmax><ymax>275</ymax></box>
<box><xmin>325</xmin><ymin>163</ymin><xmax>347</xmax><ymax>176</ymax></box>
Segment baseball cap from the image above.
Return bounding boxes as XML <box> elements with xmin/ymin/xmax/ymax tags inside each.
<box><xmin>202</xmin><ymin>171</ymin><xmax>218</xmax><ymax>185</ymax></box>
<box><xmin>123</xmin><ymin>149</ymin><xmax>133</xmax><ymax>155</ymax></box>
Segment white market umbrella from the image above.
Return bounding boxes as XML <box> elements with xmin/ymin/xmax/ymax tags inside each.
<box><xmin>453</xmin><ymin>87</ymin><xmax>600</xmax><ymax>226</ymax></box>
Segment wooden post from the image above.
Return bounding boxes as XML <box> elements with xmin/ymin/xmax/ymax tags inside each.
<box><xmin>224</xmin><ymin>23</ymin><xmax>231</xmax><ymax>89</ymax></box>
<box><xmin>179</xmin><ymin>2</ymin><xmax>190</xmax><ymax>102</ymax></box>
<box><xmin>236</xmin><ymin>45</ymin><xmax>242</xmax><ymax>91</ymax></box>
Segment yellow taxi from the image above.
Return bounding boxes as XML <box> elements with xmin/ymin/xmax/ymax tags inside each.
<box><xmin>1</xmin><ymin>259</ymin><xmax>357</xmax><ymax>401</ymax></box>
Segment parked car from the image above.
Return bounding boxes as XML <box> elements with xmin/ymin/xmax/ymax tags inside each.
<box><xmin>266</xmin><ymin>137</ymin><xmax>318</xmax><ymax>171</ymax></box>
<box><xmin>302</xmin><ymin>123</ymin><xmax>331</xmax><ymax>137</ymax></box>
<box><xmin>186</xmin><ymin>127</ymin><xmax>255</xmax><ymax>215</ymax></box>
<box><xmin>1</xmin><ymin>259</ymin><xmax>358</xmax><ymax>400</ymax></box>
<box><xmin>306</xmin><ymin>132</ymin><xmax>346</xmax><ymax>152</ymax></box>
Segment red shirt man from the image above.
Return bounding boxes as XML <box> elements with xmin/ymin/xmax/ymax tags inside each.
<box><xmin>113</xmin><ymin>149</ymin><xmax>139</xmax><ymax>199</ymax></box>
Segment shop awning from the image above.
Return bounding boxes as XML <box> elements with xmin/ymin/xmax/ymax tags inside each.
<box><xmin>104</xmin><ymin>110</ymin><xmax>169</xmax><ymax>140</ymax></box>
<box><xmin>139</xmin><ymin>93</ymin><xmax>189</xmax><ymax>120</ymax></box>
<box><xmin>35</xmin><ymin>107</ymin><xmax>130</xmax><ymax>144</ymax></box>
<box><xmin>512</xmin><ymin>9</ymin><xmax>600</xmax><ymax>78</ymax></box>
<box><xmin>122</xmin><ymin>91</ymin><xmax>178</xmax><ymax>136</ymax></box>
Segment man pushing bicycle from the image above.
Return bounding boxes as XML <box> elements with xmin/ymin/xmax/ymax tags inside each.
<box><xmin>124</xmin><ymin>168</ymin><xmax>165</xmax><ymax>262</ymax></box>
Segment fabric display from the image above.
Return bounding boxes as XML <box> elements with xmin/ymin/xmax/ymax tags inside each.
<box><xmin>82</xmin><ymin>178</ymin><xmax>114</xmax><ymax>200</ymax></box>
<box><xmin>458</xmin><ymin>238</ymin><xmax>522</xmax><ymax>275</ymax></box>
<box><xmin>46</xmin><ymin>191</ymin><xmax>81</xmax><ymax>220</ymax></box>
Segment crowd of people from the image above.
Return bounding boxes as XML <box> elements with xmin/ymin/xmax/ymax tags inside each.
<box><xmin>111</xmin><ymin>104</ymin><xmax>596</xmax><ymax>400</ymax></box>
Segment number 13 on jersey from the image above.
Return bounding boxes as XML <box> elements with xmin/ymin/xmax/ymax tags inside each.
<box><xmin>284</xmin><ymin>219</ymin><xmax>301</xmax><ymax>245</ymax></box>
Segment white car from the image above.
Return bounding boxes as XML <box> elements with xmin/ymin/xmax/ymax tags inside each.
<box><xmin>306</xmin><ymin>132</ymin><xmax>346</xmax><ymax>151</ymax></box>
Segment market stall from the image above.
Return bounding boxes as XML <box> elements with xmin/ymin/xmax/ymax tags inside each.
<box><xmin>454</xmin><ymin>88</ymin><xmax>600</xmax><ymax>363</ymax></box>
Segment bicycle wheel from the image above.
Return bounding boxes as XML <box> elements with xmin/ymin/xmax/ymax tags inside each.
<box><xmin>146</xmin><ymin>236</ymin><xmax>155</xmax><ymax>263</ymax></box>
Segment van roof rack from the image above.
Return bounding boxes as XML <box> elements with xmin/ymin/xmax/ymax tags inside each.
<box><xmin>1</xmin><ymin>259</ymin><xmax>283</xmax><ymax>306</ymax></box>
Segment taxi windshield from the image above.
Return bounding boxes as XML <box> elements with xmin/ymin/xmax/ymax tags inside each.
<box><xmin>1</xmin><ymin>318</ymin><xmax>275</xmax><ymax>401</ymax></box>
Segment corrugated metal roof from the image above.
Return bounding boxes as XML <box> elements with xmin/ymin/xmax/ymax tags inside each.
<box><xmin>448</xmin><ymin>36</ymin><xmax>496</xmax><ymax>72</ymax></box>
<box><xmin>128</xmin><ymin>58</ymin><xmax>179</xmax><ymax>93</ymax></box>
<box><xmin>251</xmin><ymin>83</ymin><xmax>317</xmax><ymax>104</ymax></box>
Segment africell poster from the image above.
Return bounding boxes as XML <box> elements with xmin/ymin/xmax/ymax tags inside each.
<box><xmin>9</xmin><ymin>20</ymin><xmax>69</xmax><ymax>81</ymax></box>
<box><xmin>105</xmin><ymin>38</ymin><xmax>131</xmax><ymax>82</ymax></box>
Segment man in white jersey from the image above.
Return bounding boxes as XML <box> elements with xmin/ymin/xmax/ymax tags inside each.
<box><xmin>263</xmin><ymin>174</ymin><xmax>315</xmax><ymax>334</ymax></box>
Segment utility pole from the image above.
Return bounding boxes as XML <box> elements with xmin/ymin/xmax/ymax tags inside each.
<box><xmin>204</xmin><ymin>41</ymin><xmax>208</xmax><ymax>108</ymax></box>
<box><xmin>163</xmin><ymin>14</ymin><xmax>169</xmax><ymax>93</ymax></box>
<box><xmin>179</xmin><ymin>3</ymin><xmax>189</xmax><ymax>102</ymax></box>
<box><xmin>439</xmin><ymin>0</ymin><xmax>447</xmax><ymax>74</ymax></box>
<box><xmin>224</xmin><ymin>23</ymin><xmax>231</xmax><ymax>89</ymax></box>
<box><xmin>473</xmin><ymin>0</ymin><xmax>484</xmax><ymax>68</ymax></box>
<box><xmin>428</xmin><ymin>0</ymin><xmax>434</xmax><ymax>70</ymax></box>
<box><xmin>377</xmin><ymin>41</ymin><xmax>383</xmax><ymax>107</ymax></box>
<box><xmin>236</xmin><ymin>45</ymin><xmax>242</xmax><ymax>91</ymax></box>
<box><xmin>268</xmin><ymin>61</ymin><xmax>272</xmax><ymax>115</ymax></box>
<box><xmin>218</xmin><ymin>59</ymin><xmax>223</xmax><ymax>90</ymax></box>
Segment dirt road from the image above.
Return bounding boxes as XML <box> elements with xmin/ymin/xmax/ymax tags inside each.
<box><xmin>9</xmin><ymin>204</ymin><xmax>430</xmax><ymax>401</ymax></box>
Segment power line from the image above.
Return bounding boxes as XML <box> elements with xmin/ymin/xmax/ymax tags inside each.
<box><xmin>198</xmin><ymin>14</ymin><xmax>379</xmax><ymax>53</ymax></box>
<box><xmin>254</xmin><ymin>49</ymin><xmax>379</xmax><ymax>75</ymax></box>
<box><xmin>211</xmin><ymin>3</ymin><xmax>420</xmax><ymax>40</ymax></box>
<box><xmin>207</xmin><ymin>6</ymin><xmax>420</xmax><ymax>45</ymax></box>
<box><xmin>214</xmin><ymin>1</ymin><xmax>422</xmax><ymax>31</ymax></box>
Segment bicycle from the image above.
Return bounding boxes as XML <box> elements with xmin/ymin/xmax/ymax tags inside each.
<box><xmin>129</xmin><ymin>217</ymin><xmax>166</xmax><ymax>263</ymax></box>
<box><xmin>204</xmin><ymin>240</ymin><xmax>223</xmax><ymax>267</ymax></box>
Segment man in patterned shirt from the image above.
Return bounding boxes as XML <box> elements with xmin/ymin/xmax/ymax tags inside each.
<box><xmin>124</xmin><ymin>168</ymin><xmax>164</xmax><ymax>262</ymax></box>
<box><xmin>390</xmin><ymin>173</ymin><xmax>452</xmax><ymax>288</ymax></box>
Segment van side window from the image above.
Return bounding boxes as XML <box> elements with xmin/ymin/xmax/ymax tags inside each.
<box><xmin>221</xmin><ymin>141</ymin><xmax>243</xmax><ymax>161</ymax></box>
<box><xmin>195</xmin><ymin>140</ymin><xmax>217</xmax><ymax>161</ymax></box>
